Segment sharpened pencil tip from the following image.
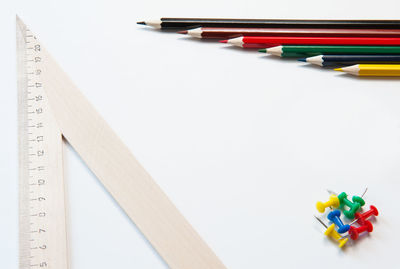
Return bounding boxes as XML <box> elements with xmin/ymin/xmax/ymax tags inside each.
<box><xmin>137</xmin><ymin>21</ymin><xmax>146</xmax><ymax>25</ymax></box>
<box><xmin>219</xmin><ymin>40</ymin><xmax>228</xmax><ymax>43</ymax></box>
<box><xmin>178</xmin><ymin>30</ymin><xmax>188</xmax><ymax>34</ymax></box>
<box><xmin>258</xmin><ymin>49</ymin><xmax>267</xmax><ymax>53</ymax></box>
<box><xmin>334</xmin><ymin>68</ymin><xmax>343</xmax><ymax>72</ymax></box>
<box><xmin>298</xmin><ymin>58</ymin><xmax>306</xmax><ymax>62</ymax></box>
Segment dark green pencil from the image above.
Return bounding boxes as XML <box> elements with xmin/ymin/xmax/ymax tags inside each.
<box><xmin>259</xmin><ymin>45</ymin><xmax>400</xmax><ymax>58</ymax></box>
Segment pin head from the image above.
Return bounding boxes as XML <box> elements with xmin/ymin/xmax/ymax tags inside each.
<box><xmin>324</xmin><ymin>224</ymin><xmax>336</xmax><ymax>236</ymax></box>
<box><xmin>365</xmin><ymin>221</ymin><xmax>374</xmax><ymax>232</ymax></box>
<box><xmin>327</xmin><ymin>210</ymin><xmax>341</xmax><ymax>220</ymax></box>
<box><xmin>352</xmin><ymin>196</ymin><xmax>365</xmax><ymax>206</ymax></box>
<box><xmin>338</xmin><ymin>238</ymin><xmax>348</xmax><ymax>248</ymax></box>
<box><xmin>349</xmin><ymin>226</ymin><xmax>358</xmax><ymax>240</ymax></box>
<box><xmin>369</xmin><ymin>205</ymin><xmax>379</xmax><ymax>216</ymax></box>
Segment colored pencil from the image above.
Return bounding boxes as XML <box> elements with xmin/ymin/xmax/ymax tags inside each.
<box><xmin>222</xmin><ymin>36</ymin><xmax>400</xmax><ymax>48</ymax></box>
<box><xmin>259</xmin><ymin>45</ymin><xmax>400</xmax><ymax>58</ymax></box>
<box><xmin>179</xmin><ymin>27</ymin><xmax>400</xmax><ymax>39</ymax></box>
<box><xmin>137</xmin><ymin>18</ymin><xmax>400</xmax><ymax>30</ymax></box>
<box><xmin>335</xmin><ymin>64</ymin><xmax>400</xmax><ymax>76</ymax></box>
<box><xmin>299</xmin><ymin>55</ymin><xmax>400</xmax><ymax>66</ymax></box>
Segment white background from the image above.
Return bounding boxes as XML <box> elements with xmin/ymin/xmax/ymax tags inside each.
<box><xmin>1</xmin><ymin>0</ymin><xmax>400</xmax><ymax>268</ymax></box>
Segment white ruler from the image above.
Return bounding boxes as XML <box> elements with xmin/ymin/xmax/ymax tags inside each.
<box><xmin>17</xmin><ymin>17</ymin><xmax>225</xmax><ymax>269</ymax></box>
<box><xmin>17</xmin><ymin>18</ymin><xmax>68</xmax><ymax>269</ymax></box>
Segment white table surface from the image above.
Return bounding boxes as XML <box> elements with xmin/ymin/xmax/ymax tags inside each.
<box><xmin>1</xmin><ymin>0</ymin><xmax>400</xmax><ymax>268</ymax></box>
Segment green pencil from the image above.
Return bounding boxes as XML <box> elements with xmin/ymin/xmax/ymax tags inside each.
<box><xmin>259</xmin><ymin>45</ymin><xmax>400</xmax><ymax>58</ymax></box>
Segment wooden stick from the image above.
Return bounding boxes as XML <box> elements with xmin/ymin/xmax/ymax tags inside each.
<box><xmin>38</xmin><ymin>39</ymin><xmax>226</xmax><ymax>269</ymax></box>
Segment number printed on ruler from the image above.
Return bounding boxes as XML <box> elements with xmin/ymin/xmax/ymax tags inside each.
<box><xmin>25</xmin><ymin>30</ymin><xmax>50</xmax><ymax>268</ymax></box>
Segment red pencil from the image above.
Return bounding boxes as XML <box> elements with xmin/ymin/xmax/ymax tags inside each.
<box><xmin>221</xmin><ymin>36</ymin><xmax>400</xmax><ymax>48</ymax></box>
<box><xmin>180</xmin><ymin>27</ymin><xmax>400</xmax><ymax>39</ymax></box>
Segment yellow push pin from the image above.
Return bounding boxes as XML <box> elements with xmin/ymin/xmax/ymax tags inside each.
<box><xmin>314</xmin><ymin>216</ymin><xmax>348</xmax><ymax>248</ymax></box>
<box><xmin>316</xmin><ymin>194</ymin><xmax>340</xmax><ymax>213</ymax></box>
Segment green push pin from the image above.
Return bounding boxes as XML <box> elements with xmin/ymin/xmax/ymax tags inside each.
<box><xmin>328</xmin><ymin>188</ymin><xmax>366</xmax><ymax>219</ymax></box>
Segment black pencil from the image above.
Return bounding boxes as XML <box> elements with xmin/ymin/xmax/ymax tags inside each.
<box><xmin>299</xmin><ymin>55</ymin><xmax>400</xmax><ymax>66</ymax></box>
<box><xmin>137</xmin><ymin>18</ymin><xmax>400</xmax><ymax>30</ymax></box>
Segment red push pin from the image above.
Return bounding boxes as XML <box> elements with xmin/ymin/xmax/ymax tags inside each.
<box><xmin>349</xmin><ymin>220</ymin><xmax>373</xmax><ymax>240</ymax></box>
<box><xmin>354</xmin><ymin>205</ymin><xmax>379</xmax><ymax>225</ymax></box>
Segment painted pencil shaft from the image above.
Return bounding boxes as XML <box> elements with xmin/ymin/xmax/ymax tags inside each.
<box><xmin>138</xmin><ymin>18</ymin><xmax>400</xmax><ymax>30</ymax></box>
<box><xmin>336</xmin><ymin>64</ymin><xmax>400</xmax><ymax>76</ymax></box>
<box><xmin>304</xmin><ymin>55</ymin><xmax>400</xmax><ymax>66</ymax></box>
<box><xmin>183</xmin><ymin>27</ymin><xmax>400</xmax><ymax>39</ymax></box>
<box><xmin>261</xmin><ymin>45</ymin><xmax>400</xmax><ymax>57</ymax></box>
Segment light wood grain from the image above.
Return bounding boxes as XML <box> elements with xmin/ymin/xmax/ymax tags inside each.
<box><xmin>37</xmin><ymin>37</ymin><xmax>226</xmax><ymax>268</ymax></box>
<box><xmin>17</xmin><ymin>17</ymin><xmax>69</xmax><ymax>269</ymax></box>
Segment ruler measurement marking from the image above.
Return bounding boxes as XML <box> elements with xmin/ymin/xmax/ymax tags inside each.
<box><xmin>20</xmin><ymin>22</ymin><xmax>69</xmax><ymax>269</ymax></box>
<box><xmin>19</xmin><ymin>24</ymin><xmax>53</xmax><ymax>269</ymax></box>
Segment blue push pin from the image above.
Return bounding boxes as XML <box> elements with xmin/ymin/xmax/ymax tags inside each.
<box><xmin>327</xmin><ymin>210</ymin><xmax>350</xmax><ymax>233</ymax></box>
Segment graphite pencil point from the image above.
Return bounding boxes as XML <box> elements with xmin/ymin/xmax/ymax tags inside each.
<box><xmin>137</xmin><ymin>21</ymin><xmax>146</xmax><ymax>25</ymax></box>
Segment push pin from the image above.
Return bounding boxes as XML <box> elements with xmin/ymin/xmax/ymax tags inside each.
<box><xmin>314</xmin><ymin>216</ymin><xmax>348</xmax><ymax>248</ymax></box>
<box><xmin>348</xmin><ymin>220</ymin><xmax>373</xmax><ymax>240</ymax></box>
<box><xmin>316</xmin><ymin>195</ymin><xmax>340</xmax><ymax>213</ymax></box>
<box><xmin>327</xmin><ymin>210</ymin><xmax>350</xmax><ymax>233</ymax></box>
<box><xmin>354</xmin><ymin>205</ymin><xmax>379</xmax><ymax>225</ymax></box>
<box><xmin>337</xmin><ymin>192</ymin><xmax>365</xmax><ymax>219</ymax></box>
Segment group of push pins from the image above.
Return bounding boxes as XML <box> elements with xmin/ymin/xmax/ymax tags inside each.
<box><xmin>314</xmin><ymin>188</ymin><xmax>379</xmax><ymax>248</ymax></box>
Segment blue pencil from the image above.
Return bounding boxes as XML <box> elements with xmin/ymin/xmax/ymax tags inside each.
<box><xmin>299</xmin><ymin>55</ymin><xmax>400</xmax><ymax>66</ymax></box>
